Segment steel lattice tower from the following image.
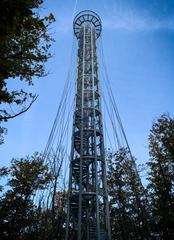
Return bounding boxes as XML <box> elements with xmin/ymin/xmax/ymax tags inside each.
<box><xmin>66</xmin><ymin>11</ymin><xmax>111</xmax><ymax>240</ymax></box>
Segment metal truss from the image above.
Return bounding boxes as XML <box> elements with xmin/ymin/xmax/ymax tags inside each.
<box><xmin>66</xmin><ymin>10</ymin><xmax>111</xmax><ymax>240</ymax></box>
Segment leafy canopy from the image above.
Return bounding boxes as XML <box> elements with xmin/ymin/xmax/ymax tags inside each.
<box><xmin>147</xmin><ymin>114</ymin><xmax>174</xmax><ymax>239</ymax></box>
<box><xmin>0</xmin><ymin>0</ymin><xmax>55</xmax><ymax>143</ymax></box>
<box><xmin>0</xmin><ymin>152</ymin><xmax>52</xmax><ymax>240</ymax></box>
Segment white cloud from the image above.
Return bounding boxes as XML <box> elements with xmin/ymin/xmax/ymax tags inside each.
<box><xmin>102</xmin><ymin>10</ymin><xmax>174</xmax><ymax>31</ymax></box>
<box><xmin>55</xmin><ymin>8</ymin><xmax>174</xmax><ymax>34</ymax></box>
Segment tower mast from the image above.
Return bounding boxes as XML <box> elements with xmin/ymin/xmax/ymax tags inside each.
<box><xmin>66</xmin><ymin>10</ymin><xmax>111</xmax><ymax>240</ymax></box>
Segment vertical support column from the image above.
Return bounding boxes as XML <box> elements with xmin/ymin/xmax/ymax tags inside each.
<box><xmin>77</xmin><ymin>24</ymin><xmax>86</xmax><ymax>240</ymax></box>
<box><xmin>91</xmin><ymin>25</ymin><xmax>100</xmax><ymax>239</ymax></box>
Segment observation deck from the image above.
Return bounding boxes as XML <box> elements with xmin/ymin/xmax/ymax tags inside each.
<box><xmin>73</xmin><ymin>10</ymin><xmax>102</xmax><ymax>39</ymax></box>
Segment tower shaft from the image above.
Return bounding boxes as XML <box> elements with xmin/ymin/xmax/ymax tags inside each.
<box><xmin>66</xmin><ymin>11</ymin><xmax>110</xmax><ymax>240</ymax></box>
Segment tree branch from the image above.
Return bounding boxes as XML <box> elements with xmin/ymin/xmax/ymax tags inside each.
<box><xmin>0</xmin><ymin>95</ymin><xmax>38</xmax><ymax>121</ymax></box>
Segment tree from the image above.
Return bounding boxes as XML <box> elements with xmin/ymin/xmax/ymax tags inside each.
<box><xmin>34</xmin><ymin>150</ymin><xmax>67</xmax><ymax>240</ymax></box>
<box><xmin>0</xmin><ymin>153</ymin><xmax>52</xmax><ymax>240</ymax></box>
<box><xmin>147</xmin><ymin>114</ymin><xmax>174</xmax><ymax>239</ymax></box>
<box><xmin>0</xmin><ymin>167</ymin><xmax>8</xmax><ymax>192</ymax></box>
<box><xmin>0</xmin><ymin>0</ymin><xmax>55</xmax><ymax>143</ymax></box>
<box><xmin>107</xmin><ymin>148</ymin><xmax>150</xmax><ymax>240</ymax></box>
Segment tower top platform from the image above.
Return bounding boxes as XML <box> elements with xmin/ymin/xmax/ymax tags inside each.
<box><xmin>73</xmin><ymin>10</ymin><xmax>102</xmax><ymax>39</ymax></box>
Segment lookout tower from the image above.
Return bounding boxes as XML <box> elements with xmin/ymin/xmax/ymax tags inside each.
<box><xmin>65</xmin><ymin>10</ymin><xmax>111</xmax><ymax>240</ymax></box>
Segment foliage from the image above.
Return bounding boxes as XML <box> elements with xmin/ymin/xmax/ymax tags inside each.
<box><xmin>0</xmin><ymin>167</ymin><xmax>8</xmax><ymax>192</ymax></box>
<box><xmin>37</xmin><ymin>192</ymin><xmax>66</xmax><ymax>240</ymax></box>
<box><xmin>0</xmin><ymin>0</ymin><xmax>55</xmax><ymax>143</ymax></box>
<box><xmin>107</xmin><ymin>148</ymin><xmax>150</xmax><ymax>240</ymax></box>
<box><xmin>0</xmin><ymin>153</ymin><xmax>52</xmax><ymax>240</ymax></box>
<box><xmin>8</xmin><ymin>153</ymin><xmax>52</xmax><ymax>193</ymax></box>
<box><xmin>147</xmin><ymin>114</ymin><xmax>174</xmax><ymax>239</ymax></box>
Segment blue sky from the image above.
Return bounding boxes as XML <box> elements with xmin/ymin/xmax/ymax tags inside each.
<box><xmin>1</xmin><ymin>0</ymin><xmax>174</xmax><ymax>174</ymax></box>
